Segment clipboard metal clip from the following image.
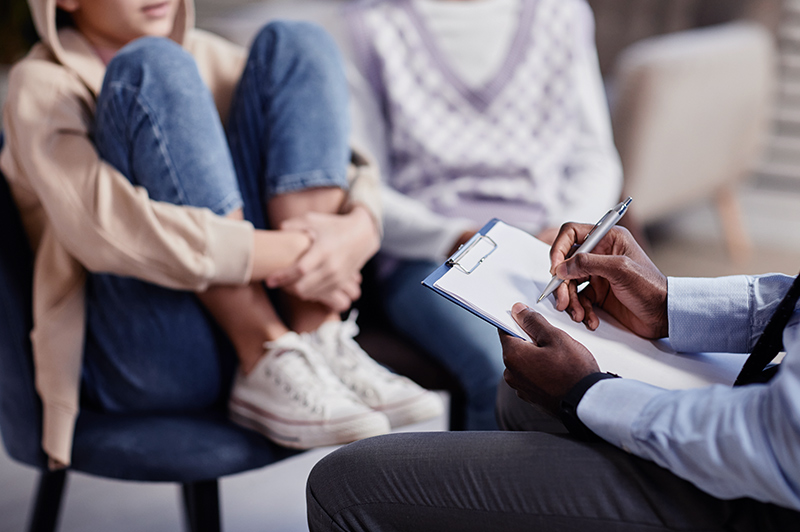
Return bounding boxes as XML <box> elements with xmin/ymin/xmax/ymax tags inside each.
<box><xmin>446</xmin><ymin>234</ymin><xmax>498</xmax><ymax>274</ymax></box>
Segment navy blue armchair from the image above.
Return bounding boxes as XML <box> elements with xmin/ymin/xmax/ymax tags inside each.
<box><xmin>0</xmin><ymin>134</ymin><xmax>298</xmax><ymax>532</ymax></box>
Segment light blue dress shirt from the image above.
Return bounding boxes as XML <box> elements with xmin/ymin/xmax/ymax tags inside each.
<box><xmin>578</xmin><ymin>274</ymin><xmax>800</xmax><ymax>511</ymax></box>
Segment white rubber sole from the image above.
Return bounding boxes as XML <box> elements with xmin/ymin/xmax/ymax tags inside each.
<box><xmin>374</xmin><ymin>390</ymin><xmax>444</xmax><ymax>429</ymax></box>
<box><xmin>228</xmin><ymin>396</ymin><xmax>391</xmax><ymax>449</ymax></box>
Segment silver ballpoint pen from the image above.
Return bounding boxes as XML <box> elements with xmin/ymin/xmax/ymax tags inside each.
<box><xmin>536</xmin><ymin>196</ymin><xmax>633</xmax><ymax>303</ymax></box>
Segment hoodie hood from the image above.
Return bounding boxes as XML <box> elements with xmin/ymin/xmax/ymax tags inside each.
<box><xmin>26</xmin><ymin>0</ymin><xmax>195</xmax><ymax>94</ymax></box>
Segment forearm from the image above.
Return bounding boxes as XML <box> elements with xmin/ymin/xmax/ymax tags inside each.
<box><xmin>250</xmin><ymin>229</ymin><xmax>312</xmax><ymax>280</ymax></box>
<box><xmin>577</xmin><ymin>376</ymin><xmax>800</xmax><ymax>509</ymax></box>
<box><xmin>7</xmin><ymin>74</ymin><xmax>254</xmax><ymax>290</ymax></box>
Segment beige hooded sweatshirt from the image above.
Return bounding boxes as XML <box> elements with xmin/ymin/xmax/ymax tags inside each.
<box><xmin>0</xmin><ymin>0</ymin><xmax>381</xmax><ymax>467</ymax></box>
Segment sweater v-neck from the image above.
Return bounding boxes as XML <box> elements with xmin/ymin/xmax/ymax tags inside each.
<box><xmin>401</xmin><ymin>0</ymin><xmax>538</xmax><ymax>112</ymax></box>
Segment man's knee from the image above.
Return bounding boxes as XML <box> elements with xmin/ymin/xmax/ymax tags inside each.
<box><xmin>307</xmin><ymin>440</ymin><xmax>370</xmax><ymax>531</ymax></box>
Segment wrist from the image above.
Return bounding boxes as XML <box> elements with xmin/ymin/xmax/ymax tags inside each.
<box><xmin>251</xmin><ymin>230</ymin><xmax>311</xmax><ymax>279</ymax></box>
<box><xmin>348</xmin><ymin>204</ymin><xmax>380</xmax><ymax>238</ymax></box>
<box><xmin>559</xmin><ymin>372</ymin><xmax>620</xmax><ymax>441</ymax></box>
<box><xmin>349</xmin><ymin>204</ymin><xmax>381</xmax><ymax>252</ymax></box>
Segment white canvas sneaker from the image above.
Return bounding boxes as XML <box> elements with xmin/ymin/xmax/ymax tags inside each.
<box><xmin>228</xmin><ymin>332</ymin><xmax>390</xmax><ymax>449</ymax></box>
<box><xmin>305</xmin><ymin>312</ymin><xmax>444</xmax><ymax>428</ymax></box>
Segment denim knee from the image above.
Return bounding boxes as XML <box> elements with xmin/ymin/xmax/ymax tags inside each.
<box><xmin>100</xmin><ymin>36</ymin><xmax>207</xmax><ymax>138</ymax></box>
<box><xmin>251</xmin><ymin>20</ymin><xmax>347</xmax><ymax>83</ymax></box>
<box><xmin>105</xmin><ymin>36</ymin><xmax>198</xmax><ymax>89</ymax></box>
<box><xmin>234</xmin><ymin>20</ymin><xmax>350</xmax><ymax>197</ymax></box>
<box><xmin>96</xmin><ymin>36</ymin><xmax>241</xmax><ymax>214</ymax></box>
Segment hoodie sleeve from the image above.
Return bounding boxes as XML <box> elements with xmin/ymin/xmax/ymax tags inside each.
<box><xmin>3</xmin><ymin>60</ymin><xmax>254</xmax><ymax>291</ymax></box>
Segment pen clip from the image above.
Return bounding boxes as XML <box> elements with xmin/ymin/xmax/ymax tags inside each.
<box><xmin>583</xmin><ymin>209</ymin><xmax>612</xmax><ymax>243</ymax></box>
<box><xmin>581</xmin><ymin>197</ymin><xmax>632</xmax><ymax>245</ymax></box>
<box><xmin>446</xmin><ymin>234</ymin><xmax>497</xmax><ymax>274</ymax></box>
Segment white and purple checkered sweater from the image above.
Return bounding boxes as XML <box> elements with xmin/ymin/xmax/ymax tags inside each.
<box><xmin>348</xmin><ymin>0</ymin><xmax>609</xmax><ymax>234</ymax></box>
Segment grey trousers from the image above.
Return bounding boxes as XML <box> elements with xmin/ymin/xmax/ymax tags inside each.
<box><xmin>306</xmin><ymin>382</ymin><xmax>799</xmax><ymax>531</ymax></box>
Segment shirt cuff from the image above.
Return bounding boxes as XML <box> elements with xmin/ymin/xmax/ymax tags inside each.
<box><xmin>577</xmin><ymin>377</ymin><xmax>664</xmax><ymax>452</ymax></box>
<box><xmin>203</xmin><ymin>212</ymin><xmax>254</xmax><ymax>286</ymax></box>
<box><xmin>668</xmin><ymin>276</ymin><xmax>751</xmax><ymax>353</ymax></box>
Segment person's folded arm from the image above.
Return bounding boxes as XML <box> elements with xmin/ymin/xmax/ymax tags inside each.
<box><xmin>7</xmin><ymin>64</ymin><xmax>254</xmax><ymax>291</ymax></box>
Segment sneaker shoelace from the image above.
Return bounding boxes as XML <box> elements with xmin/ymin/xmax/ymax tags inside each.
<box><xmin>262</xmin><ymin>339</ymin><xmax>357</xmax><ymax>417</ymax></box>
<box><xmin>324</xmin><ymin>311</ymin><xmax>402</xmax><ymax>400</ymax></box>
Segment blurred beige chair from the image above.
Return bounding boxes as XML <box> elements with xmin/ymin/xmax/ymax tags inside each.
<box><xmin>610</xmin><ymin>22</ymin><xmax>775</xmax><ymax>260</ymax></box>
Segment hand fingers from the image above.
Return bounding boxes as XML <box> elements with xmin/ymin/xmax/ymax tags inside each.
<box><xmin>499</xmin><ymin>330</ymin><xmax>536</xmax><ymax>374</ymax></box>
<box><xmin>554</xmin><ymin>280</ymin><xmax>571</xmax><ymax>311</ymax></box>
<box><xmin>265</xmin><ymin>233</ymin><xmax>320</xmax><ymax>288</ymax></box>
<box><xmin>339</xmin><ymin>278</ymin><xmax>361</xmax><ymax>303</ymax></box>
<box><xmin>280</xmin><ymin>242</ymin><xmax>330</xmax><ymax>291</ymax></box>
<box><xmin>319</xmin><ymin>290</ymin><xmax>352</xmax><ymax>313</ymax></box>
<box><xmin>576</xmin><ymin>283</ymin><xmax>600</xmax><ymax>330</ymax></box>
<box><xmin>555</xmin><ymin>251</ymin><xmax>628</xmax><ymax>286</ymax></box>
<box><xmin>566</xmin><ymin>280</ymin><xmax>585</xmax><ymax>323</ymax></box>
<box><xmin>549</xmin><ymin>223</ymin><xmax>593</xmax><ymax>273</ymax></box>
<box><xmin>580</xmin><ymin>293</ymin><xmax>598</xmax><ymax>330</ymax></box>
<box><xmin>285</xmin><ymin>267</ymin><xmax>361</xmax><ymax>305</ymax></box>
<box><xmin>266</xmin><ymin>264</ymin><xmax>303</xmax><ymax>289</ymax></box>
<box><xmin>510</xmin><ymin>303</ymin><xmax>556</xmax><ymax>346</ymax></box>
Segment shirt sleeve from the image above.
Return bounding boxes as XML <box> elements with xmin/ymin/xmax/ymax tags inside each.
<box><xmin>578</xmin><ymin>273</ymin><xmax>800</xmax><ymax>510</ymax></box>
<box><xmin>549</xmin><ymin>2</ymin><xmax>623</xmax><ymax>226</ymax></box>
<box><xmin>5</xmin><ymin>62</ymin><xmax>254</xmax><ymax>291</ymax></box>
<box><xmin>668</xmin><ymin>275</ymin><xmax>795</xmax><ymax>354</ymax></box>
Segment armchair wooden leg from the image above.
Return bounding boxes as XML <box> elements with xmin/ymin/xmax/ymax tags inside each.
<box><xmin>716</xmin><ymin>184</ymin><xmax>751</xmax><ymax>263</ymax></box>
<box><xmin>28</xmin><ymin>469</ymin><xmax>67</xmax><ymax>532</ymax></box>
<box><xmin>182</xmin><ymin>480</ymin><xmax>221</xmax><ymax>532</ymax></box>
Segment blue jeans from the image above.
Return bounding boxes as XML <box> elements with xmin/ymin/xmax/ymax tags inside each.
<box><xmin>83</xmin><ymin>22</ymin><xmax>350</xmax><ymax>413</ymax></box>
<box><xmin>380</xmin><ymin>259</ymin><xmax>504</xmax><ymax>430</ymax></box>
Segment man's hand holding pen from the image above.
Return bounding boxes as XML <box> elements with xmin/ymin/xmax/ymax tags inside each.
<box><xmin>549</xmin><ymin>223</ymin><xmax>669</xmax><ymax>340</ymax></box>
<box><xmin>501</xmin><ymin>220</ymin><xmax>669</xmax><ymax>412</ymax></box>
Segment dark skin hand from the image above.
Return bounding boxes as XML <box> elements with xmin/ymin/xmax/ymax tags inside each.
<box><xmin>549</xmin><ymin>223</ymin><xmax>669</xmax><ymax>339</ymax></box>
<box><xmin>501</xmin><ymin>302</ymin><xmax>600</xmax><ymax>415</ymax></box>
<box><xmin>500</xmin><ymin>223</ymin><xmax>669</xmax><ymax>411</ymax></box>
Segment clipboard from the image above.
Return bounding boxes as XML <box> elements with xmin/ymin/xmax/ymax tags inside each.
<box><xmin>422</xmin><ymin>218</ymin><xmax>747</xmax><ymax>390</ymax></box>
<box><xmin>422</xmin><ymin>218</ymin><xmax>552</xmax><ymax>341</ymax></box>
<box><xmin>422</xmin><ymin>219</ymin><xmax>525</xmax><ymax>338</ymax></box>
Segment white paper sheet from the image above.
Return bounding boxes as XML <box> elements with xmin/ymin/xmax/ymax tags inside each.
<box><xmin>433</xmin><ymin>221</ymin><xmax>745</xmax><ymax>389</ymax></box>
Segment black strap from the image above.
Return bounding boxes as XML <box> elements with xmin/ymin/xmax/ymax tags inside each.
<box><xmin>559</xmin><ymin>372</ymin><xmax>620</xmax><ymax>440</ymax></box>
<box><xmin>734</xmin><ymin>272</ymin><xmax>800</xmax><ymax>386</ymax></box>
